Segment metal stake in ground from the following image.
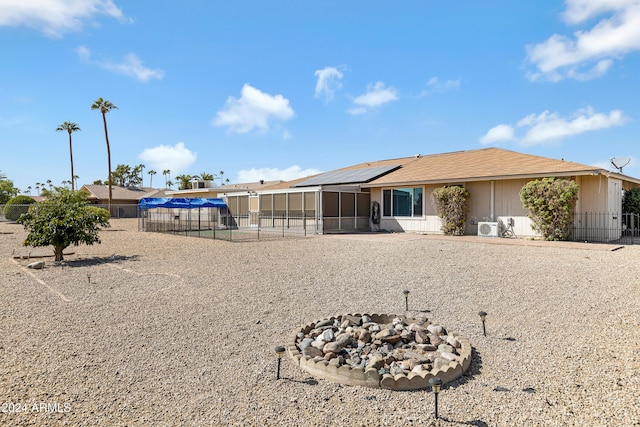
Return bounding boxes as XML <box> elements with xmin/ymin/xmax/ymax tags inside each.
<box><xmin>429</xmin><ymin>376</ymin><xmax>443</xmax><ymax>419</ymax></box>
<box><xmin>478</xmin><ymin>311</ymin><xmax>487</xmax><ymax>336</ymax></box>
<box><xmin>275</xmin><ymin>346</ymin><xmax>285</xmax><ymax>380</ymax></box>
<box><xmin>403</xmin><ymin>290</ymin><xmax>410</xmax><ymax>311</ymax></box>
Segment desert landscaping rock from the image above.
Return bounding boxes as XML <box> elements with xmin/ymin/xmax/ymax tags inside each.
<box><xmin>1</xmin><ymin>219</ymin><xmax>640</xmax><ymax>426</ymax></box>
<box><xmin>26</xmin><ymin>260</ymin><xmax>45</xmax><ymax>269</ymax></box>
<box><xmin>288</xmin><ymin>314</ymin><xmax>471</xmax><ymax>390</ymax></box>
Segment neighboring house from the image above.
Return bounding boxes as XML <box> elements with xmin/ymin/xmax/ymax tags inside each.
<box><xmin>164</xmin><ymin>179</ymin><xmax>283</xmax><ymax>198</ymax></box>
<box><xmin>80</xmin><ymin>185</ymin><xmax>170</xmax><ymax>218</ymax></box>
<box><xmin>166</xmin><ymin>148</ymin><xmax>640</xmax><ymax>241</ymax></box>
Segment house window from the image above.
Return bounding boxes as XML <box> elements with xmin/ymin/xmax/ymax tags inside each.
<box><xmin>383</xmin><ymin>190</ymin><xmax>392</xmax><ymax>217</ymax></box>
<box><xmin>413</xmin><ymin>188</ymin><xmax>423</xmax><ymax>216</ymax></box>
<box><xmin>383</xmin><ymin>187</ymin><xmax>423</xmax><ymax>217</ymax></box>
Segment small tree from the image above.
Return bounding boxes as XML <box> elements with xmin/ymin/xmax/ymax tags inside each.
<box><xmin>0</xmin><ymin>179</ymin><xmax>20</xmax><ymax>204</ymax></box>
<box><xmin>431</xmin><ymin>186</ymin><xmax>470</xmax><ymax>235</ymax></box>
<box><xmin>519</xmin><ymin>178</ymin><xmax>579</xmax><ymax>241</ymax></box>
<box><xmin>17</xmin><ymin>189</ymin><xmax>110</xmax><ymax>261</ymax></box>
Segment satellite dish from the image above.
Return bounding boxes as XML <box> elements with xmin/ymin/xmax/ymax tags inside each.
<box><xmin>610</xmin><ymin>156</ymin><xmax>631</xmax><ymax>174</ymax></box>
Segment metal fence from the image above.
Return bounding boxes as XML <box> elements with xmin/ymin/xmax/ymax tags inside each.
<box><xmin>569</xmin><ymin>212</ymin><xmax>640</xmax><ymax>244</ymax></box>
<box><xmin>0</xmin><ymin>204</ymin><xmax>139</xmax><ymax>222</ymax></box>
<box><xmin>138</xmin><ymin>208</ymin><xmax>318</xmax><ymax>242</ymax></box>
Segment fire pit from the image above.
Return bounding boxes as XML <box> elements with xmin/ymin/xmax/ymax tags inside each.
<box><xmin>286</xmin><ymin>313</ymin><xmax>471</xmax><ymax>390</ymax></box>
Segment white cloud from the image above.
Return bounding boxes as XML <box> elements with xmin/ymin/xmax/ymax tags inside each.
<box><xmin>480</xmin><ymin>106</ymin><xmax>627</xmax><ymax>146</ymax></box>
<box><xmin>237</xmin><ymin>166</ymin><xmax>322</xmax><ymax>182</ymax></box>
<box><xmin>347</xmin><ymin>107</ymin><xmax>367</xmax><ymax>116</ymax></box>
<box><xmin>479</xmin><ymin>124</ymin><xmax>515</xmax><ymax>144</ymax></box>
<box><xmin>0</xmin><ymin>0</ymin><xmax>125</xmax><ymax>37</ymax></box>
<box><xmin>314</xmin><ymin>66</ymin><xmax>344</xmax><ymax>103</ymax></box>
<box><xmin>526</xmin><ymin>0</ymin><xmax>640</xmax><ymax>81</ymax></box>
<box><xmin>520</xmin><ymin>107</ymin><xmax>626</xmax><ymax>144</ymax></box>
<box><xmin>420</xmin><ymin>77</ymin><xmax>461</xmax><ymax>96</ymax></box>
<box><xmin>77</xmin><ymin>46</ymin><xmax>164</xmax><ymax>82</ymax></box>
<box><xmin>347</xmin><ymin>81</ymin><xmax>399</xmax><ymax>115</ymax></box>
<box><xmin>214</xmin><ymin>84</ymin><xmax>294</xmax><ymax>134</ymax></box>
<box><xmin>138</xmin><ymin>142</ymin><xmax>197</xmax><ymax>175</ymax></box>
<box><xmin>353</xmin><ymin>82</ymin><xmax>399</xmax><ymax>108</ymax></box>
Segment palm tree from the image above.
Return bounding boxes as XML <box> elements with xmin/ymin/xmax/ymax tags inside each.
<box><xmin>46</xmin><ymin>179</ymin><xmax>52</xmax><ymax>190</ymax></box>
<box><xmin>138</xmin><ymin>164</ymin><xmax>145</xmax><ymax>187</ymax></box>
<box><xmin>176</xmin><ymin>174</ymin><xmax>194</xmax><ymax>190</ymax></box>
<box><xmin>73</xmin><ymin>175</ymin><xmax>79</xmax><ymax>189</ymax></box>
<box><xmin>148</xmin><ymin>169</ymin><xmax>157</xmax><ymax>188</ymax></box>
<box><xmin>35</xmin><ymin>182</ymin><xmax>41</xmax><ymax>195</ymax></box>
<box><xmin>199</xmin><ymin>172</ymin><xmax>214</xmax><ymax>181</ymax></box>
<box><xmin>26</xmin><ymin>186</ymin><xmax>32</xmax><ymax>195</ymax></box>
<box><xmin>162</xmin><ymin>169</ymin><xmax>171</xmax><ymax>187</ymax></box>
<box><xmin>219</xmin><ymin>170</ymin><xmax>224</xmax><ymax>183</ymax></box>
<box><xmin>91</xmin><ymin>98</ymin><xmax>118</xmax><ymax>212</ymax></box>
<box><xmin>56</xmin><ymin>121</ymin><xmax>81</xmax><ymax>190</ymax></box>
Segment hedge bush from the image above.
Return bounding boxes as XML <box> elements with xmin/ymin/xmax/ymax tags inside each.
<box><xmin>3</xmin><ymin>195</ymin><xmax>36</xmax><ymax>221</ymax></box>
<box><xmin>519</xmin><ymin>178</ymin><xmax>579</xmax><ymax>241</ymax></box>
<box><xmin>430</xmin><ymin>186</ymin><xmax>470</xmax><ymax>235</ymax></box>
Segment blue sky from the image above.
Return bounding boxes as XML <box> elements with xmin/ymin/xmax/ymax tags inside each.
<box><xmin>2</xmin><ymin>1</ymin><xmax>640</xmax><ymax>192</ymax></box>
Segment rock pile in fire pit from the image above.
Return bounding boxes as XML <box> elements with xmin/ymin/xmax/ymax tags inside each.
<box><xmin>288</xmin><ymin>314</ymin><xmax>471</xmax><ymax>389</ymax></box>
<box><xmin>296</xmin><ymin>314</ymin><xmax>461</xmax><ymax>375</ymax></box>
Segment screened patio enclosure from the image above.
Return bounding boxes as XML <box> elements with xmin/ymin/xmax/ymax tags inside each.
<box><xmin>224</xmin><ymin>186</ymin><xmax>371</xmax><ymax>234</ymax></box>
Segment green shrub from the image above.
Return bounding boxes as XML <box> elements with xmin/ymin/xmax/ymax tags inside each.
<box><xmin>623</xmin><ymin>187</ymin><xmax>640</xmax><ymax>214</ymax></box>
<box><xmin>430</xmin><ymin>186</ymin><xmax>470</xmax><ymax>235</ymax></box>
<box><xmin>519</xmin><ymin>178</ymin><xmax>579</xmax><ymax>241</ymax></box>
<box><xmin>3</xmin><ymin>195</ymin><xmax>36</xmax><ymax>221</ymax></box>
<box><xmin>86</xmin><ymin>205</ymin><xmax>111</xmax><ymax>222</ymax></box>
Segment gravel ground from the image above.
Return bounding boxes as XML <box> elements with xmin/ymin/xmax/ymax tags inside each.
<box><xmin>1</xmin><ymin>219</ymin><xmax>639</xmax><ymax>426</ymax></box>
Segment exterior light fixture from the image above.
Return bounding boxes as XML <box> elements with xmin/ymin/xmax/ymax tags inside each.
<box><xmin>403</xmin><ymin>290</ymin><xmax>410</xmax><ymax>311</ymax></box>
<box><xmin>478</xmin><ymin>311</ymin><xmax>487</xmax><ymax>336</ymax></box>
<box><xmin>275</xmin><ymin>345</ymin><xmax>285</xmax><ymax>380</ymax></box>
<box><xmin>429</xmin><ymin>376</ymin><xmax>443</xmax><ymax>419</ymax></box>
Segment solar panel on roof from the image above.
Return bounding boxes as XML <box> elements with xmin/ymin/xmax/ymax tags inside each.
<box><xmin>294</xmin><ymin>165</ymin><xmax>400</xmax><ymax>187</ymax></box>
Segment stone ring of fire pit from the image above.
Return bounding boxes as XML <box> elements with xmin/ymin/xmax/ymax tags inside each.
<box><xmin>287</xmin><ymin>313</ymin><xmax>471</xmax><ymax>390</ymax></box>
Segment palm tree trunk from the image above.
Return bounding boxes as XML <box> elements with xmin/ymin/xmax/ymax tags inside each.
<box><xmin>101</xmin><ymin>112</ymin><xmax>113</xmax><ymax>213</ymax></box>
<box><xmin>68</xmin><ymin>131</ymin><xmax>75</xmax><ymax>191</ymax></box>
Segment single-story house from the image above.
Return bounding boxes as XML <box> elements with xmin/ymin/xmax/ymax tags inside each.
<box><xmin>165</xmin><ymin>147</ymin><xmax>640</xmax><ymax>242</ymax></box>
<box><xmin>80</xmin><ymin>185</ymin><xmax>170</xmax><ymax>218</ymax></box>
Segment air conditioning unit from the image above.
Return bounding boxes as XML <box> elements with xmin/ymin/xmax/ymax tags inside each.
<box><xmin>478</xmin><ymin>222</ymin><xmax>499</xmax><ymax>237</ymax></box>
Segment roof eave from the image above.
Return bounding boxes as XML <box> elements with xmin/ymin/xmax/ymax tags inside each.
<box><xmin>362</xmin><ymin>170</ymin><xmax>607</xmax><ymax>188</ymax></box>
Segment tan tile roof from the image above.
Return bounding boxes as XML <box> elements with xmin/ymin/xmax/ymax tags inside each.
<box><xmin>81</xmin><ymin>185</ymin><xmax>169</xmax><ymax>201</ymax></box>
<box><xmin>218</xmin><ymin>180</ymin><xmax>284</xmax><ymax>192</ymax></box>
<box><xmin>366</xmin><ymin>147</ymin><xmax>602</xmax><ymax>186</ymax></box>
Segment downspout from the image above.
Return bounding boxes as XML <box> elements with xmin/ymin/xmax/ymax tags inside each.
<box><xmin>490</xmin><ymin>181</ymin><xmax>495</xmax><ymax>221</ymax></box>
<box><xmin>318</xmin><ymin>186</ymin><xmax>323</xmax><ymax>234</ymax></box>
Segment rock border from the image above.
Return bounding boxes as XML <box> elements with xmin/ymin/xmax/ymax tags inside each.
<box><xmin>287</xmin><ymin>313</ymin><xmax>472</xmax><ymax>390</ymax></box>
